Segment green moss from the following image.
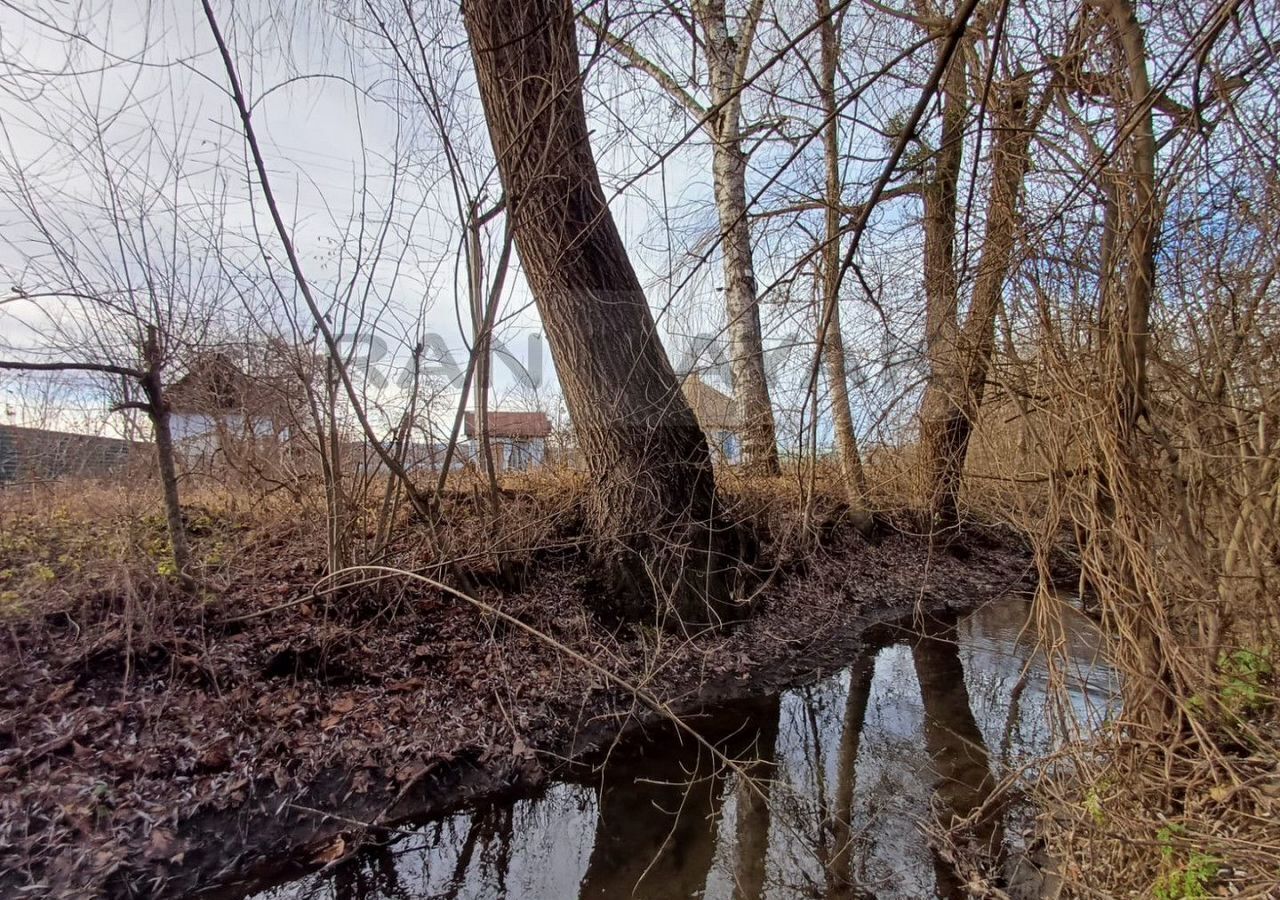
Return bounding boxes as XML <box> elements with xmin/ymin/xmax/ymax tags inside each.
<box><xmin>0</xmin><ymin>589</ymin><xmax>24</xmax><ymax>617</ymax></box>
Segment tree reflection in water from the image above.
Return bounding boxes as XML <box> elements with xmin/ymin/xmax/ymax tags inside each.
<box><xmin>254</xmin><ymin>596</ymin><xmax>1113</xmax><ymax>900</ymax></box>
<box><xmin>911</xmin><ymin>612</ymin><xmax>1003</xmax><ymax>898</ymax></box>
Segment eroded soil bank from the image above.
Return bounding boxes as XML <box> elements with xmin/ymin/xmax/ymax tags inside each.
<box><xmin>0</xmin><ymin>523</ymin><xmax>1039</xmax><ymax>898</ymax></box>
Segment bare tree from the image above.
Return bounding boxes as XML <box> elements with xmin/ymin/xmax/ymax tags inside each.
<box><xmin>462</xmin><ymin>0</ymin><xmax>749</xmax><ymax>622</ymax></box>
<box><xmin>918</xmin><ymin>64</ymin><xmax>1038</xmax><ymax>531</ymax></box>
<box><xmin>0</xmin><ymin>348</ymin><xmax>192</xmax><ymax>577</ymax></box>
<box><xmin>1093</xmin><ymin>0</ymin><xmax>1157</xmax><ymax>428</ymax></box>
<box><xmin>900</xmin><ymin>0</ymin><xmax>1050</xmax><ymax>533</ymax></box>
<box><xmin>814</xmin><ymin>0</ymin><xmax>869</xmax><ymax>503</ymax></box>
<box><xmin>0</xmin><ymin>111</ymin><xmax>241</xmax><ymax>580</ymax></box>
<box><xmin>584</xmin><ymin>0</ymin><xmax>781</xmax><ymax>474</ymax></box>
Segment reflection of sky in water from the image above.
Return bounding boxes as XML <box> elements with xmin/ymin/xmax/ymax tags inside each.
<box><xmin>255</xmin><ymin>597</ymin><xmax>1117</xmax><ymax>900</ymax></box>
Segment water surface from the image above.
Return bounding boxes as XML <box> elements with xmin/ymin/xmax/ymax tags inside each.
<box><xmin>254</xmin><ymin>595</ymin><xmax>1116</xmax><ymax>899</ymax></box>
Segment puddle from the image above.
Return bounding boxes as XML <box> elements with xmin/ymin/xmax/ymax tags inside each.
<box><xmin>251</xmin><ymin>595</ymin><xmax>1117</xmax><ymax>899</ymax></box>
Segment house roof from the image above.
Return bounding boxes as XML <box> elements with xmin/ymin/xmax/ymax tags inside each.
<box><xmin>681</xmin><ymin>374</ymin><xmax>738</xmax><ymax>432</ymax></box>
<box><xmin>167</xmin><ymin>350</ymin><xmax>304</xmax><ymax>418</ymax></box>
<box><xmin>464</xmin><ymin>410</ymin><xmax>552</xmax><ymax>439</ymax></box>
<box><xmin>168</xmin><ymin>353</ymin><xmax>247</xmax><ymax>412</ymax></box>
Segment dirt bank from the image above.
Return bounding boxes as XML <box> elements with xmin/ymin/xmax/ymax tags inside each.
<box><xmin>0</xmin><ymin>518</ymin><xmax>1038</xmax><ymax>898</ymax></box>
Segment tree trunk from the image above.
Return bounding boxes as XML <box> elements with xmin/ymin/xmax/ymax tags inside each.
<box><xmin>463</xmin><ymin>0</ymin><xmax>749</xmax><ymax>624</ymax></box>
<box><xmin>699</xmin><ymin>0</ymin><xmax>780</xmax><ymax>475</ymax></box>
<box><xmin>468</xmin><ymin>204</ymin><xmax>500</xmax><ymax>509</ymax></box>
<box><xmin>1095</xmin><ymin>0</ymin><xmax>1156</xmax><ymax>424</ymax></box>
<box><xmin>920</xmin><ymin>73</ymin><xmax>1034</xmax><ymax>529</ymax></box>
<box><xmin>582</xmin><ymin>0</ymin><xmax>779</xmax><ymax>474</ymax></box>
<box><xmin>140</xmin><ymin>328</ymin><xmax>192</xmax><ymax>580</ymax></box>
<box><xmin>711</xmin><ymin>140</ymin><xmax>780</xmax><ymax>475</ymax></box>
<box><xmin>148</xmin><ymin>405</ymin><xmax>192</xmax><ymax>579</ymax></box>
<box><xmin>916</xmin><ymin>36</ymin><xmax>968</xmax><ymax>533</ymax></box>
<box><xmin>1090</xmin><ymin>0</ymin><xmax>1170</xmax><ymax>729</ymax></box>
<box><xmin>816</xmin><ymin>0</ymin><xmax>869</xmax><ymax>503</ymax></box>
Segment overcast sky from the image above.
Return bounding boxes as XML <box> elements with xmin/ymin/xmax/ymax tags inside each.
<box><xmin>0</xmin><ymin>0</ymin><xmax>937</xmax><ymax>443</ymax></box>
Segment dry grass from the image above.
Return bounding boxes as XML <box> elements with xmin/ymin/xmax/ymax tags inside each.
<box><xmin>4</xmin><ymin>395</ymin><xmax>1276</xmax><ymax>899</ymax></box>
<box><xmin>951</xmin><ymin>339</ymin><xmax>1280</xmax><ymax>897</ymax></box>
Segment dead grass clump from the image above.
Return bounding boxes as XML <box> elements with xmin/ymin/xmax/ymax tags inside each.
<box><xmin>956</xmin><ymin>303</ymin><xmax>1280</xmax><ymax>896</ymax></box>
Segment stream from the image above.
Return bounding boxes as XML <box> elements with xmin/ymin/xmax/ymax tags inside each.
<box><xmin>252</xmin><ymin>595</ymin><xmax>1117</xmax><ymax>899</ymax></box>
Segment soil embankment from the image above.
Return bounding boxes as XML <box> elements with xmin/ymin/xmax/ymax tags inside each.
<box><xmin>0</xmin><ymin>517</ymin><xmax>1037</xmax><ymax>898</ymax></box>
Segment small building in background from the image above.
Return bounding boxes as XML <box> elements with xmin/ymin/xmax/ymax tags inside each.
<box><xmin>464</xmin><ymin>410</ymin><xmax>552</xmax><ymax>472</ymax></box>
<box><xmin>681</xmin><ymin>373</ymin><xmax>741</xmax><ymax>464</ymax></box>
<box><xmin>167</xmin><ymin>353</ymin><xmax>294</xmax><ymax>466</ymax></box>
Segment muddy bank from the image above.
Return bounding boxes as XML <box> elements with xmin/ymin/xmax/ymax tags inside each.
<box><xmin>243</xmin><ymin>592</ymin><xmax>1119</xmax><ymax>900</ymax></box>
<box><xmin>0</xmin><ymin>524</ymin><xmax>1039</xmax><ymax>898</ymax></box>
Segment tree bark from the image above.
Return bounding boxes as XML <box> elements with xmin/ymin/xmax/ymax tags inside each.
<box><xmin>697</xmin><ymin>0</ymin><xmax>780</xmax><ymax>475</ymax></box>
<box><xmin>816</xmin><ymin>0</ymin><xmax>869</xmax><ymax>503</ymax></box>
<box><xmin>919</xmin><ymin>72</ymin><xmax>1034</xmax><ymax>529</ymax></box>
<box><xmin>139</xmin><ymin>328</ymin><xmax>192</xmax><ymax>580</ymax></box>
<box><xmin>920</xmin><ymin>41</ymin><xmax>967</xmax><ymax>369</ymax></box>
<box><xmin>462</xmin><ymin>0</ymin><xmax>749</xmax><ymax>624</ymax></box>
<box><xmin>915</xmin><ymin>31</ymin><xmax>968</xmax><ymax>536</ymax></box>
<box><xmin>468</xmin><ymin>203</ymin><xmax>500</xmax><ymax>509</ymax></box>
<box><xmin>1094</xmin><ymin>0</ymin><xmax>1156</xmax><ymax>424</ymax></box>
<box><xmin>710</xmin><ymin>140</ymin><xmax>780</xmax><ymax>475</ymax></box>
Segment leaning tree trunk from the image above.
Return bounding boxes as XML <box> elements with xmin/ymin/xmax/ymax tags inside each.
<box><xmin>699</xmin><ymin>0</ymin><xmax>780</xmax><ymax>475</ymax></box>
<box><xmin>462</xmin><ymin>0</ymin><xmax>749</xmax><ymax>624</ymax></box>
<box><xmin>920</xmin><ymin>73</ymin><xmax>1034</xmax><ymax>529</ymax></box>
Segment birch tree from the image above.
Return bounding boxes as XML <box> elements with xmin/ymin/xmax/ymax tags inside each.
<box><xmin>585</xmin><ymin>0</ymin><xmax>781</xmax><ymax>474</ymax></box>
<box><xmin>814</xmin><ymin>0</ymin><xmax>869</xmax><ymax>501</ymax></box>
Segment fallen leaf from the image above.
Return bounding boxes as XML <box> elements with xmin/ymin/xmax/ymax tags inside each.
<box><xmin>310</xmin><ymin>835</ymin><xmax>346</xmax><ymax>864</ymax></box>
<box><xmin>48</xmin><ymin>680</ymin><xmax>76</xmax><ymax>704</ymax></box>
<box><xmin>144</xmin><ymin>828</ymin><xmax>176</xmax><ymax>861</ymax></box>
<box><xmin>331</xmin><ymin>696</ymin><xmax>355</xmax><ymax>714</ymax></box>
<box><xmin>197</xmin><ymin>739</ymin><xmax>232</xmax><ymax>771</ymax></box>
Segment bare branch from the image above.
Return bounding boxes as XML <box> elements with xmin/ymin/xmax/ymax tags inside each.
<box><xmin>0</xmin><ymin>359</ymin><xmax>146</xmax><ymax>380</ymax></box>
<box><xmin>580</xmin><ymin>11</ymin><xmax>708</xmax><ymax>118</ymax></box>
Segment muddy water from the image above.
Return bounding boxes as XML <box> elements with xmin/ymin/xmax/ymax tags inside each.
<box><xmin>254</xmin><ymin>596</ymin><xmax>1117</xmax><ymax>900</ymax></box>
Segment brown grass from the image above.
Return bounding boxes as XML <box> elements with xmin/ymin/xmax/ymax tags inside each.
<box><xmin>952</xmin><ymin>346</ymin><xmax>1280</xmax><ymax>897</ymax></box>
